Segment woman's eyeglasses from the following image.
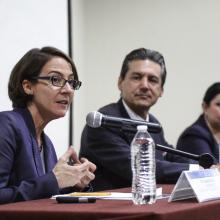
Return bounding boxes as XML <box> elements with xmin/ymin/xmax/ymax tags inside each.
<box><xmin>31</xmin><ymin>75</ymin><xmax>82</xmax><ymax>90</ymax></box>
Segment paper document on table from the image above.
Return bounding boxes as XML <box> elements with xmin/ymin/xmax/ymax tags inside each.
<box><xmin>52</xmin><ymin>187</ymin><xmax>168</xmax><ymax>200</ymax></box>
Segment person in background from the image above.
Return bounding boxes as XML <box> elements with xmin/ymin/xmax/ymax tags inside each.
<box><xmin>0</xmin><ymin>47</ymin><xmax>96</xmax><ymax>204</ymax></box>
<box><xmin>80</xmin><ymin>48</ymin><xmax>196</xmax><ymax>191</ymax></box>
<box><xmin>177</xmin><ymin>82</ymin><xmax>220</xmax><ymax>164</ymax></box>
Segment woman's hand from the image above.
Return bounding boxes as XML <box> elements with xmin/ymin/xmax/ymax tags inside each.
<box><xmin>52</xmin><ymin>147</ymin><xmax>96</xmax><ymax>189</ymax></box>
<box><xmin>74</xmin><ymin>157</ymin><xmax>96</xmax><ymax>190</ymax></box>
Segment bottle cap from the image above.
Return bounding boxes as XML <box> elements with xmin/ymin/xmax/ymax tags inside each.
<box><xmin>137</xmin><ymin>125</ymin><xmax>148</xmax><ymax>131</ymax></box>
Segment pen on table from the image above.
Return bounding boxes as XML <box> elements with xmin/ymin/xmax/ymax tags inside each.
<box><xmin>56</xmin><ymin>196</ymin><xmax>96</xmax><ymax>204</ymax></box>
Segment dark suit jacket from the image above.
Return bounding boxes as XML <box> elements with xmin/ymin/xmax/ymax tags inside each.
<box><xmin>177</xmin><ymin>114</ymin><xmax>219</xmax><ymax>164</ymax></box>
<box><xmin>80</xmin><ymin>99</ymin><xmax>190</xmax><ymax>191</ymax></box>
<box><xmin>0</xmin><ymin>108</ymin><xmax>61</xmax><ymax>204</ymax></box>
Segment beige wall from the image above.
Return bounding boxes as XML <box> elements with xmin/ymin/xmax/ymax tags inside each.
<box><xmin>73</xmin><ymin>0</ymin><xmax>220</xmax><ymax>152</ymax></box>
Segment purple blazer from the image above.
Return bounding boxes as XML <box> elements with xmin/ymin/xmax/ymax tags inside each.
<box><xmin>177</xmin><ymin>114</ymin><xmax>219</xmax><ymax>164</ymax></box>
<box><xmin>0</xmin><ymin>108</ymin><xmax>60</xmax><ymax>203</ymax></box>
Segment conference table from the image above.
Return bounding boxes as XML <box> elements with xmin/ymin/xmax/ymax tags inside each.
<box><xmin>0</xmin><ymin>185</ymin><xmax>220</xmax><ymax>220</ymax></box>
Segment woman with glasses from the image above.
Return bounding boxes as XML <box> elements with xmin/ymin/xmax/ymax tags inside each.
<box><xmin>0</xmin><ymin>46</ymin><xmax>96</xmax><ymax>204</ymax></box>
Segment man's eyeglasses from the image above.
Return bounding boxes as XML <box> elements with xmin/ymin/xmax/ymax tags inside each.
<box><xmin>31</xmin><ymin>75</ymin><xmax>82</xmax><ymax>90</ymax></box>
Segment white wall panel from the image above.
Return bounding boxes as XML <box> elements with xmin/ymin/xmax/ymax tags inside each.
<box><xmin>0</xmin><ymin>0</ymin><xmax>68</xmax><ymax>157</ymax></box>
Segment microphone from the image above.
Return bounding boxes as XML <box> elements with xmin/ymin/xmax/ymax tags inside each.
<box><xmin>156</xmin><ymin>144</ymin><xmax>214</xmax><ymax>168</ymax></box>
<box><xmin>86</xmin><ymin>111</ymin><xmax>162</xmax><ymax>133</ymax></box>
<box><xmin>86</xmin><ymin>111</ymin><xmax>214</xmax><ymax>168</ymax></box>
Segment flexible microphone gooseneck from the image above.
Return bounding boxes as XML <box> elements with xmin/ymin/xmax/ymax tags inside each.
<box><xmin>86</xmin><ymin>111</ymin><xmax>214</xmax><ymax>168</ymax></box>
<box><xmin>156</xmin><ymin>144</ymin><xmax>214</xmax><ymax>169</ymax></box>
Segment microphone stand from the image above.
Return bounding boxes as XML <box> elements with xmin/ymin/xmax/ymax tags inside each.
<box><xmin>156</xmin><ymin>144</ymin><xmax>214</xmax><ymax>169</ymax></box>
<box><xmin>104</xmin><ymin>123</ymin><xmax>214</xmax><ymax>168</ymax></box>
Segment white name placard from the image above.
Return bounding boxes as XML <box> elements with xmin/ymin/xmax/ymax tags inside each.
<box><xmin>169</xmin><ymin>168</ymin><xmax>220</xmax><ymax>203</ymax></box>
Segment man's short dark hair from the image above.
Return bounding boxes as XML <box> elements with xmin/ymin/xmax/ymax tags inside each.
<box><xmin>8</xmin><ymin>46</ymin><xmax>78</xmax><ymax>108</ymax></box>
<box><xmin>120</xmin><ymin>48</ymin><xmax>167</xmax><ymax>87</ymax></box>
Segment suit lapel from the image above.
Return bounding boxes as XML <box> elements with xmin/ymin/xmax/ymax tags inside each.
<box><xmin>199</xmin><ymin>115</ymin><xmax>219</xmax><ymax>158</ymax></box>
<box><xmin>15</xmin><ymin>108</ymin><xmax>48</xmax><ymax>176</ymax></box>
<box><xmin>30</xmin><ymin>133</ymin><xmax>44</xmax><ymax>176</ymax></box>
<box><xmin>43</xmin><ymin>136</ymin><xmax>57</xmax><ymax>173</ymax></box>
<box><xmin>16</xmin><ymin>108</ymin><xmax>45</xmax><ymax>176</ymax></box>
<box><xmin>117</xmin><ymin>99</ymin><xmax>136</xmax><ymax>144</ymax></box>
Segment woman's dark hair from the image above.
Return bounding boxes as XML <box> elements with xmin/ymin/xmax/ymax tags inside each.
<box><xmin>203</xmin><ymin>82</ymin><xmax>220</xmax><ymax>105</ymax></box>
<box><xmin>8</xmin><ymin>46</ymin><xmax>78</xmax><ymax>108</ymax></box>
<box><xmin>120</xmin><ymin>48</ymin><xmax>167</xmax><ymax>87</ymax></box>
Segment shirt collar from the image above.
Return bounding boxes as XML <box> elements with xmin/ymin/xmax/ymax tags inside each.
<box><xmin>122</xmin><ymin>99</ymin><xmax>149</xmax><ymax>122</ymax></box>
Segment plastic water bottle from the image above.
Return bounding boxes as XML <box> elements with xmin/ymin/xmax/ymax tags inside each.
<box><xmin>131</xmin><ymin>125</ymin><xmax>156</xmax><ymax>205</ymax></box>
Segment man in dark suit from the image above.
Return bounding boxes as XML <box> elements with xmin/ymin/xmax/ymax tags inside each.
<box><xmin>80</xmin><ymin>48</ymin><xmax>193</xmax><ymax>191</ymax></box>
